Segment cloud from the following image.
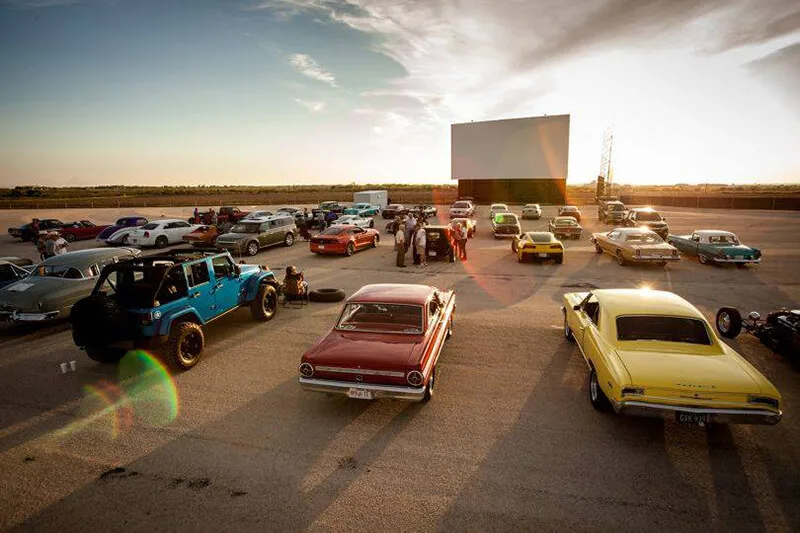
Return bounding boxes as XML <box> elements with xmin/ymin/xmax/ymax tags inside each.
<box><xmin>288</xmin><ymin>53</ymin><xmax>338</xmax><ymax>87</ymax></box>
<box><xmin>294</xmin><ymin>98</ymin><xmax>326</xmax><ymax>112</ymax></box>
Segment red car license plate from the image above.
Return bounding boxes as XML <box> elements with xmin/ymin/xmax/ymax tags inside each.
<box><xmin>347</xmin><ymin>388</ymin><xmax>373</xmax><ymax>400</ymax></box>
<box><xmin>676</xmin><ymin>412</ymin><xmax>707</xmax><ymax>425</ymax></box>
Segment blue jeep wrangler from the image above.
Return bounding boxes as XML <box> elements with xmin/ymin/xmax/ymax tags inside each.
<box><xmin>70</xmin><ymin>248</ymin><xmax>279</xmax><ymax>370</ymax></box>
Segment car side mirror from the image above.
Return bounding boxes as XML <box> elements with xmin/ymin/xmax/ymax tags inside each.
<box><xmin>573</xmin><ymin>304</ymin><xmax>581</xmax><ymax>310</ymax></box>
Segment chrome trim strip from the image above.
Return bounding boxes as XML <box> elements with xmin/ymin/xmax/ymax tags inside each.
<box><xmin>315</xmin><ymin>366</ymin><xmax>405</xmax><ymax>377</ymax></box>
<box><xmin>712</xmin><ymin>258</ymin><xmax>761</xmax><ymax>264</ymax></box>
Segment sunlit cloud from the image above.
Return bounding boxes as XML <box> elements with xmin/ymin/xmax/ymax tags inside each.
<box><xmin>288</xmin><ymin>53</ymin><xmax>338</xmax><ymax>87</ymax></box>
<box><xmin>294</xmin><ymin>98</ymin><xmax>326</xmax><ymax>112</ymax></box>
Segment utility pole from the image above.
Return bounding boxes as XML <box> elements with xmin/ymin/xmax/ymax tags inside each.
<box><xmin>598</xmin><ymin>127</ymin><xmax>614</xmax><ymax>197</ymax></box>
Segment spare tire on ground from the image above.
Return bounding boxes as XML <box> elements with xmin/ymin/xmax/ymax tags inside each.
<box><xmin>309</xmin><ymin>288</ymin><xmax>346</xmax><ymax>303</ymax></box>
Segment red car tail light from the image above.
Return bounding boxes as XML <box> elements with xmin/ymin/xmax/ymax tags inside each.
<box><xmin>299</xmin><ymin>363</ymin><xmax>314</xmax><ymax>378</ymax></box>
<box><xmin>407</xmin><ymin>371</ymin><xmax>423</xmax><ymax>386</ymax></box>
<box><xmin>143</xmin><ymin>231</ymin><xmax>150</xmax><ymax>238</ymax></box>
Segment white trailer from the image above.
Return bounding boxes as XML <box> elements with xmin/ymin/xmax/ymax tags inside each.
<box><xmin>353</xmin><ymin>190</ymin><xmax>388</xmax><ymax>208</ymax></box>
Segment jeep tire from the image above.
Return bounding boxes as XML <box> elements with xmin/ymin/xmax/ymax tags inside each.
<box><xmin>165</xmin><ymin>322</ymin><xmax>205</xmax><ymax>370</ymax></box>
<box><xmin>251</xmin><ymin>284</ymin><xmax>277</xmax><ymax>321</ymax></box>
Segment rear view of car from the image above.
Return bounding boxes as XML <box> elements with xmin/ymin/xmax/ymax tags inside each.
<box><xmin>549</xmin><ymin>216</ymin><xmax>582</xmax><ymax>239</ymax></box>
<box><xmin>492</xmin><ymin>213</ymin><xmax>520</xmax><ymax>238</ymax></box>
<box><xmin>449</xmin><ymin>201</ymin><xmax>474</xmax><ymax>218</ymax></box>
<box><xmin>521</xmin><ymin>204</ymin><xmax>542</xmax><ymax>220</ymax></box>
<box><xmin>516</xmin><ymin>232</ymin><xmax>563</xmax><ymax>263</ymax></box>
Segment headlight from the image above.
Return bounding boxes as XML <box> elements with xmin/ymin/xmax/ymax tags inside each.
<box><xmin>407</xmin><ymin>370</ymin><xmax>424</xmax><ymax>386</ymax></box>
<box><xmin>622</xmin><ymin>387</ymin><xmax>644</xmax><ymax>396</ymax></box>
<box><xmin>748</xmin><ymin>396</ymin><xmax>779</xmax><ymax>409</ymax></box>
<box><xmin>299</xmin><ymin>363</ymin><xmax>314</xmax><ymax>378</ymax></box>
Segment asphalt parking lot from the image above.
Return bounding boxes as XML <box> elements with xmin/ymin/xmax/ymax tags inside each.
<box><xmin>0</xmin><ymin>204</ymin><xmax>798</xmax><ymax>532</ymax></box>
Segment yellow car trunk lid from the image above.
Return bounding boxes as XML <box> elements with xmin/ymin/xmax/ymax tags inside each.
<box><xmin>615</xmin><ymin>344</ymin><xmax>762</xmax><ymax>395</ymax></box>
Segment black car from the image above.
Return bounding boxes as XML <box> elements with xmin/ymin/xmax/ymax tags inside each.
<box><xmin>424</xmin><ymin>225</ymin><xmax>457</xmax><ymax>262</ymax></box>
<box><xmin>557</xmin><ymin>206</ymin><xmax>582</xmax><ymax>223</ymax></box>
<box><xmin>409</xmin><ymin>205</ymin><xmax>437</xmax><ymax>218</ymax></box>
<box><xmin>492</xmin><ymin>213</ymin><xmax>521</xmax><ymax>238</ymax></box>
<box><xmin>623</xmin><ymin>208</ymin><xmax>669</xmax><ymax>239</ymax></box>
<box><xmin>716</xmin><ymin>307</ymin><xmax>800</xmax><ymax>357</ymax></box>
<box><xmin>598</xmin><ymin>201</ymin><xmax>626</xmax><ymax>223</ymax></box>
<box><xmin>8</xmin><ymin>218</ymin><xmax>65</xmax><ymax>241</ymax></box>
<box><xmin>382</xmin><ymin>204</ymin><xmax>408</xmax><ymax>219</ymax></box>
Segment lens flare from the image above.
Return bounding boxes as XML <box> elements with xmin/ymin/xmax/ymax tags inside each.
<box><xmin>117</xmin><ymin>350</ymin><xmax>179</xmax><ymax>427</ymax></box>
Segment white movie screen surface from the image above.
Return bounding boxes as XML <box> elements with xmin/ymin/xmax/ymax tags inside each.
<box><xmin>451</xmin><ymin>115</ymin><xmax>570</xmax><ymax>180</ymax></box>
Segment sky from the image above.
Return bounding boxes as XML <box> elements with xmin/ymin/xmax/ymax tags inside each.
<box><xmin>0</xmin><ymin>0</ymin><xmax>798</xmax><ymax>187</ymax></box>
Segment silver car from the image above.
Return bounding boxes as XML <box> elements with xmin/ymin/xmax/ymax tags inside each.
<box><xmin>0</xmin><ymin>247</ymin><xmax>140</xmax><ymax>322</ymax></box>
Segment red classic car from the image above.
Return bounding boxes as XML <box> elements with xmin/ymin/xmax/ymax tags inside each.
<box><xmin>58</xmin><ymin>220</ymin><xmax>111</xmax><ymax>242</ymax></box>
<box><xmin>309</xmin><ymin>226</ymin><xmax>379</xmax><ymax>256</ymax></box>
<box><xmin>182</xmin><ymin>225</ymin><xmax>221</xmax><ymax>247</ymax></box>
<box><xmin>298</xmin><ymin>283</ymin><xmax>456</xmax><ymax>401</ymax></box>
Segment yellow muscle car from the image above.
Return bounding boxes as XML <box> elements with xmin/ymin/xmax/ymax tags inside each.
<box><xmin>512</xmin><ymin>232</ymin><xmax>563</xmax><ymax>263</ymax></box>
<box><xmin>562</xmin><ymin>289</ymin><xmax>781</xmax><ymax>425</ymax></box>
<box><xmin>591</xmin><ymin>228</ymin><xmax>680</xmax><ymax>266</ymax></box>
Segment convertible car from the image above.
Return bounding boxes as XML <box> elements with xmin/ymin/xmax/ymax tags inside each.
<box><xmin>96</xmin><ymin>216</ymin><xmax>149</xmax><ymax>246</ymax></box>
<box><xmin>182</xmin><ymin>225</ymin><xmax>221</xmax><ymax>247</ymax></box>
<box><xmin>0</xmin><ymin>247</ymin><xmax>140</xmax><ymax>322</ymax></box>
<box><xmin>668</xmin><ymin>230</ymin><xmax>761</xmax><ymax>267</ymax></box>
<box><xmin>57</xmin><ymin>220</ymin><xmax>110</xmax><ymax>242</ymax></box>
<box><xmin>592</xmin><ymin>228</ymin><xmax>680</xmax><ymax>266</ymax></box>
<box><xmin>512</xmin><ymin>232</ymin><xmax>563</xmax><ymax>263</ymax></box>
<box><xmin>310</xmin><ymin>226</ymin><xmax>379</xmax><ymax>256</ymax></box>
<box><xmin>298</xmin><ymin>283</ymin><xmax>455</xmax><ymax>402</ymax></box>
<box><xmin>562</xmin><ymin>288</ymin><xmax>782</xmax><ymax>425</ymax></box>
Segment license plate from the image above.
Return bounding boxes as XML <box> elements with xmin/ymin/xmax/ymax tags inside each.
<box><xmin>429</xmin><ymin>251</ymin><xmax>437</xmax><ymax>256</ymax></box>
<box><xmin>318</xmin><ymin>245</ymin><xmax>325</xmax><ymax>249</ymax></box>
<box><xmin>653</xmin><ymin>254</ymin><xmax>661</xmax><ymax>258</ymax></box>
<box><xmin>676</xmin><ymin>412</ymin><xmax>707</xmax><ymax>425</ymax></box>
<box><xmin>347</xmin><ymin>388</ymin><xmax>373</xmax><ymax>400</ymax></box>
<box><xmin>538</xmin><ymin>253</ymin><xmax>547</xmax><ymax>258</ymax></box>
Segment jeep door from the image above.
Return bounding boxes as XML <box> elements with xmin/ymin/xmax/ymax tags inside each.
<box><xmin>184</xmin><ymin>260</ymin><xmax>217</xmax><ymax>321</ymax></box>
<box><xmin>210</xmin><ymin>255</ymin><xmax>242</xmax><ymax>313</ymax></box>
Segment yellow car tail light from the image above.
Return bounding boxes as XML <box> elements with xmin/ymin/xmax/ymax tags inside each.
<box><xmin>622</xmin><ymin>387</ymin><xmax>644</xmax><ymax>396</ymax></box>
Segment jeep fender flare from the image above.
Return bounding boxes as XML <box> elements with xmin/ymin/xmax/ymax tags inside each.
<box><xmin>244</xmin><ymin>272</ymin><xmax>278</xmax><ymax>301</ymax></box>
<box><xmin>158</xmin><ymin>308</ymin><xmax>204</xmax><ymax>336</ymax></box>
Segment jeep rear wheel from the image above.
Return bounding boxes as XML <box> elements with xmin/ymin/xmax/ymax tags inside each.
<box><xmin>251</xmin><ymin>284</ymin><xmax>277</xmax><ymax>321</ymax></box>
<box><xmin>165</xmin><ymin>322</ymin><xmax>205</xmax><ymax>370</ymax></box>
<box><xmin>85</xmin><ymin>345</ymin><xmax>127</xmax><ymax>364</ymax></box>
<box><xmin>246</xmin><ymin>241</ymin><xmax>259</xmax><ymax>256</ymax></box>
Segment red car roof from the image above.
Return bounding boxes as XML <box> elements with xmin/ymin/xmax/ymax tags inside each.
<box><xmin>348</xmin><ymin>283</ymin><xmax>435</xmax><ymax>306</ymax></box>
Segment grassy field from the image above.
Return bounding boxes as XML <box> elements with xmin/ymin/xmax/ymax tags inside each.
<box><xmin>1</xmin><ymin>183</ymin><xmax>798</xmax><ymax>209</ymax></box>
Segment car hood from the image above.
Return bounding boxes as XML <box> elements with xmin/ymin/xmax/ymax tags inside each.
<box><xmin>635</xmin><ymin>221</ymin><xmax>667</xmax><ymax>229</ymax></box>
<box><xmin>0</xmin><ymin>278</ymin><xmax>74</xmax><ymax>310</ymax></box>
<box><xmin>305</xmin><ymin>330</ymin><xmax>422</xmax><ymax>369</ymax></box>
<box><xmin>615</xmin><ymin>345</ymin><xmax>761</xmax><ymax>394</ymax></box>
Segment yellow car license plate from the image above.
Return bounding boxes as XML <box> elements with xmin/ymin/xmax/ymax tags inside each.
<box><xmin>676</xmin><ymin>412</ymin><xmax>707</xmax><ymax>425</ymax></box>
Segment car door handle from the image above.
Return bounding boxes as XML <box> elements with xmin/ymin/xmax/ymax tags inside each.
<box><xmin>215</xmin><ymin>282</ymin><xmax>223</xmax><ymax>289</ymax></box>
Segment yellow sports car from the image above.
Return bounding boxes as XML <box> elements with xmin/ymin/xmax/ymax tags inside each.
<box><xmin>512</xmin><ymin>232</ymin><xmax>563</xmax><ymax>263</ymax></box>
<box><xmin>562</xmin><ymin>288</ymin><xmax>782</xmax><ymax>425</ymax></box>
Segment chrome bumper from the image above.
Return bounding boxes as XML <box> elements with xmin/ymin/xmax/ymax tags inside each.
<box><xmin>712</xmin><ymin>258</ymin><xmax>761</xmax><ymax>264</ymax></box>
<box><xmin>613</xmin><ymin>399</ymin><xmax>781</xmax><ymax>425</ymax></box>
<box><xmin>0</xmin><ymin>310</ymin><xmax>60</xmax><ymax>322</ymax></box>
<box><xmin>631</xmin><ymin>256</ymin><xmax>680</xmax><ymax>262</ymax></box>
<box><xmin>299</xmin><ymin>377</ymin><xmax>426</xmax><ymax>401</ymax></box>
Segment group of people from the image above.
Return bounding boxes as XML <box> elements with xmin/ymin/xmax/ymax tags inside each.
<box><xmin>449</xmin><ymin>220</ymin><xmax>469</xmax><ymax>260</ymax></box>
<box><xmin>393</xmin><ymin>213</ymin><xmax>429</xmax><ymax>268</ymax></box>
<box><xmin>35</xmin><ymin>232</ymin><xmax>68</xmax><ymax>260</ymax></box>
<box><xmin>315</xmin><ymin>210</ymin><xmax>338</xmax><ymax>232</ymax></box>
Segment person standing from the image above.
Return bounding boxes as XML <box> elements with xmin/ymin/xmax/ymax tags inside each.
<box><xmin>317</xmin><ymin>210</ymin><xmax>326</xmax><ymax>232</ymax></box>
<box><xmin>415</xmin><ymin>224</ymin><xmax>427</xmax><ymax>267</ymax></box>
<box><xmin>404</xmin><ymin>215</ymin><xmax>415</xmax><ymax>254</ymax></box>
<box><xmin>395</xmin><ymin>226</ymin><xmax>406</xmax><ymax>267</ymax></box>
<box><xmin>193</xmin><ymin>207</ymin><xmax>199</xmax><ymax>224</ymax></box>
<box><xmin>210</xmin><ymin>208</ymin><xmax>218</xmax><ymax>226</ymax></box>
<box><xmin>54</xmin><ymin>233</ymin><xmax>69</xmax><ymax>255</ymax></box>
<box><xmin>459</xmin><ymin>222</ymin><xmax>468</xmax><ymax>260</ymax></box>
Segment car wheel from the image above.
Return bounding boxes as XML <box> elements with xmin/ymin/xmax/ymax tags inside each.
<box><xmin>211</xmin><ymin>236</ymin><xmax>219</xmax><ymax>247</ymax></box>
<box><xmin>369</xmin><ymin>220</ymin><xmax>374</xmax><ymax>228</ymax></box>
<box><xmin>250</xmin><ymin>283</ymin><xmax>277</xmax><ymax>321</ymax></box>
<box><xmin>422</xmin><ymin>366</ymin><xmax>436</xmax><ymax>402</ymax></box>
<box><xmin>346</xmin><ymin>242</ymin><xmax>355</xmax><ymax>256</ymax></box>
<box><xmin>554</xmin><ymin>254</ymin><xmax>563</xmax><ymax>264</ymax></box>
<box><xmin>165</xmin><ymin>321</ymin><xmax>205</xmax><ymax>371</ymax></box>
<box><xmin>85</xmin><ymin>345</ymin><xmax>127</xmax><ymax>364</ymax></box>
<box><xmin>246</xmin><ymin>241</ymin><xmax>259</xmax><ymax>256</ymax></box>
<box><xmin>616</xmin><ymin>250</ymin><xmax>627</xmax><ymax>266</ymax></box>
<box><xmin>155</xmin><ymin>236</ymin><xmax>168</xmax><ymax>249</ymax></box>
<box><xmin>563</xmin><ymin>313</ymin><xmax>574</xmax><ymax>342</ymax></box>
<box><xmin>699</xmin><ymin>254</ymin><xmax>709</xmax><ymax>265</ymax></box>
<box><xmin>589</xmin><ymin>367</ymin><xmax>611</xmax><ymax>411</ymax></box>
<box><xmin>121</xmin><ymin>234</ymin><xmax>129</xmax><ymax>245</ymax></box>
<box><xmin>716</xmin><ymin>307</ymin><xmax>742</xmax><ymax>338</ymax></box>
<box><xmin>309</xmin><ymin>288</ymin><xmax>346</xmax><ymax>302</ymax></box>
<box><xmin>63</xmin><ymin>233</ymin><xmax>76</xmax><ymax>243</ymax></box>
<box><xmin>284</xmin><ymin>232</ymin><xmax>294</xmax><ymax>247</ymax></box>
<box><xmin>594</xmin><ymin>242</ymin><xmax>603</xmax><ymax>253</ymax></box>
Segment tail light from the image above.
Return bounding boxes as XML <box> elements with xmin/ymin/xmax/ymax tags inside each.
<box><xmin>748</xmin><ymin>396</ymin><xmax>779</xmax><ymax>409</ymax></box>
<box><xmin>407</xmin><ymin>371</ymin><xmax>423</xmax><ymax>386</ymax></box>
<box><xmin>549</xmin><ymin>245</ymin><xmax>562</xmax><ymax>250</ymax></box>
<box><xmin>672</xmin><ymin>249</ymin><xmax>678</xmax><ymax>257</ymax></box>
<box><xmin>143</xmin><ymin>231</ymin><xmax>150</xmax><ymax>238</ymax></box>
<box><xmin>299</xmin><ymin>363</ymin><xmax>314</xmax><ymax>378</ymax></box>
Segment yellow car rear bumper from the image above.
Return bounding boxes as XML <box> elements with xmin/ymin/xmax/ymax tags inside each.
<box><xmin>613</xmin><ymin>399</ymin><xmax>781</xmax><ymax>425</ymax></box>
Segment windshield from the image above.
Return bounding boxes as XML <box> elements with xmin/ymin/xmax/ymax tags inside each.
<box><xmin>561</xmin><ymin>207</ymin><xmax>577</xmax><ymax>212</ymax></box>
<box><xmin>337</xmin><ymin>303</ymin><xmax>423</xmax><ymax>334</ymax></box>
<box><xmin>530</xmin><ymin>233</ymin><xmax>551</xmax><ymax>243</ymax></box>
<box><xmin>524</xmin><ymin>204</ymin><xmax>540</xmax><ymax>209</ymax></box>
<box><xmin>335</xmin><ymin>217</ymin><xmax>355</xmax><ymax>223</ymax></box>
<box><xmin>496</xmin><ymin>215</ymin><xmax>517</xmax><ymax>224</ymax></box>
<box><xmin>452</xmin><ymin>202</ymin><xmax>470</xmax><ymax>208</ymax></box>
<box><xmin>625</xmin><ymin>232</ymin><xmax>663</xmax><ymax>244</ymax></box>
<box><xmin>388</xmin><ymin>204</ymin><xmax>403</xmax><ymax>209</ymax></box>
<box><xmin>0</xmin><ymin>264</ymin><xmax>25</xmax><ymax>282</ymax></box>
<box><xmin>607</xmin><ymin>204</ymin><xmax>624</xmax><ymax>211</ymax></box>
<box><xmin>555</xmin><ymin>218</ymin><xmax>576</xmax><ymax>226</ymax></box>
<box><xmin>231</xmin><ymin>223</ymin><xmax>261</xmax><ymax>234</ymax></box>
<box><xmin>31</xmin><ymin>265</ymin><xmax>83</xmax><ymax>279</ymax></box>
<box><xmin>636</xmin><ymin>211</ymin><xmax>662</xmax><ymax>221</ymax></box>
<box><xmin>492</xmin><ymin>205</ymin><xmax>508</xmax><ymax>210</ymax></box>
<box><xmin>617</xmin><ymin>316</ymin><xmax>711</xmax><ymax>345</ymax></box>
<box><xmin>709</xmin><ymin>234</ymin><xmax>740</xmax><ymax>245</ymax></box>
<box><xmin>141</xmin><ymin>222</ymin><xmax>159</xmax><ymax>230</ymax></box>
<box><xmin>321</xmin><ymin>227</ymin><xmax>346</xmax><ymax>236</ymax></box>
